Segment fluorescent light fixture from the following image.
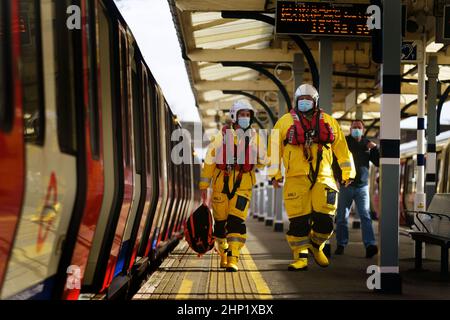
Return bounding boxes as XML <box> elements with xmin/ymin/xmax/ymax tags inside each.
<box><xmin>425</xmin><ymin>41</ymin><xmax>444</xmax><ymax>53</ymax></box>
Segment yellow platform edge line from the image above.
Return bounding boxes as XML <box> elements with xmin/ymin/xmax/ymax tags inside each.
<box><xmin>240</xmin><ymin>246</ymin><xmax>272</xmax><ymax>300</ymax></box>
<box><xmin>176</xmin><ymin>279</ymin><xmax>194</xmax><ymax>300</ymax></box>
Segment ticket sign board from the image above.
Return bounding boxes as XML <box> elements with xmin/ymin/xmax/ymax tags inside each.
<box><xmin>276</xmin><ymin>1</ymin><xmax>371</xmax><ymax>37</ymax></box>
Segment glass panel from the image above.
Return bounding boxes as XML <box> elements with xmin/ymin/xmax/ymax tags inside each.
<box><xmin>21</xmin><ymin>0</ymin><xmax>44</xmax><ymax>144</ymax></box>
<box><xmin>120</xmin><ymin>30</ymin><xmax>130</xmax><ymax>166</ymax></box>
<box><xmin>54</xmin><ymin>0</ymin><xmax>77</xmax><ymax>153</ymax></box>
<box><xmin>132</xmin><ymin>68</ymin><xmax>142</xmax><ymax>174</ymax></box>
<box><xmin>86</xmin><ymin>0</ymin><xmax>99</xmax><ymax>158</ymax></box>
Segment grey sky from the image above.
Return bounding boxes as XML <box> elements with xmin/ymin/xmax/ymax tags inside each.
<box><xmin>115</xmin><ymin>0</ymin><xmax>200</xmax><ymax>123</ymax></box>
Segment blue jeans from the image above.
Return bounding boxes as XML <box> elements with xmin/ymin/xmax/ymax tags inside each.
<box><xmin>335</xmin><ymin>185</ymin><xmax>376</xmax><ymax>248</ymax></box>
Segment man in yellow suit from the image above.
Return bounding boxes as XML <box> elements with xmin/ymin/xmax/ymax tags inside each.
<box><xmin>269</xmin><ymin>84</ymin><xmax>355</xmax><ymax>271</ymax></box>
<box><xmin>199</xmin><ymin>100</ymin><xmax>267</xmax><ymax>272</ymax></box>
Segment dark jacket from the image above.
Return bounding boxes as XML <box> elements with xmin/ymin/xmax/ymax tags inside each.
<box><xmin>333</xmin><ymin>136</ymin><xmax>380</xmax><ymax>187</ymax></box>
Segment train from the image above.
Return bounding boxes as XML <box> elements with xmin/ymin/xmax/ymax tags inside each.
<box><xmin>0</xmin><ymin>0</ymin><xmax>201</xmax><ymax>300</ymax></box>
<box><xmin>368</xmin><ymin>130</ymin><xmax>450</xmax><ymax>227</ymax></box>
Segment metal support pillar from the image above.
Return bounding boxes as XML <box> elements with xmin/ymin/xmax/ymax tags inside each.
<box><xmin>377</xmin><ymin>0</ymin><xmax>402</xmax><ymax>294</ymax></box>
<box><xmin>414</xmin><ymin>39</ymin><xmax>427</xmax><ymax>259</ymax></box>
<box><xmin>265</xmin><ymin>182</ymin><xmax>274</xmax><ymax>226</ymax></box>
<box><xmin>415</xmin><ymin>40</ymin><xmax>427</xmax><ymax>212</ymax></box>
<box><xmin>253</xmin><ymin>185</ymin><xmax>259</xmax><ymax>219</ymax></box>
<box><xmin>425</xmin><ymin>55</ymin><xmax>439</xmax><ymax>208</ymax></box>
<box><xmin>319</xmin><ymin>38</ymin><xmax>333</xmax><ymax>113</ymax></box>
<box><xmin>258</xmin><ymin>182</ymin><xmax>266</xmax><ymax>222</ymax></box>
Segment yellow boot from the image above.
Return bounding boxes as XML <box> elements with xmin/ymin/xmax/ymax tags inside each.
<box><xmin>309</xmin><ymin>231</ymin><xmax>331</xmax><ymax>267</ymax></box>
<box><xmin>288</xmin><ymin>249</ymin><xmax>308</xmax><ymax>271</ymax></box>
<box><xmin>309</xmin><ymin>245</ymin><xmax>329</xmax><ymax>268</ymax></box>
<box><xmin>216</xmin><ymin>238</ymin><xmax>228</xmax><ymax>268</ymax></box>
<box><xmin>226</xmin><ymin>255</ymin><xmax>239</xmax><ymax>272</ymax></box>
<box><xmin>226</xmin><ymin>237</ymin><xmax>245</xmax><ymax>272</ymax></box>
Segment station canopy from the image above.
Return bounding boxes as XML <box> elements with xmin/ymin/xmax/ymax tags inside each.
<box><xmin>169</xmin><ymin>0</ymin><xmax>450</xmax><ymax>138</ymax></box>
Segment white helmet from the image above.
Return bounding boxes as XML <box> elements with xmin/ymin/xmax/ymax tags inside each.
<box><xmin>294</xmin><ymin>84</ymin><xmax>319</xmax><ymax>105</ymax></box>
<box><xmin>229</xmin><ymin>99</ymin><xmax>255</xmax><ymax>123</ymax></box>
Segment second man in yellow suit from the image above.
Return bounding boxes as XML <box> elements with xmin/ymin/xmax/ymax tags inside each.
<box><xmin>199</xmin><ymin>100</ymin><xmax>267</xmax><ymax>272</ymax></box>
<box><xmin>269</xmin><ymin>84</ymin><xmax>356</xmax><ymax>270</ymax></box>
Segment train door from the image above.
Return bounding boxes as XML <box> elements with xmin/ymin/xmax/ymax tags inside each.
<box><xmin>59</xmin><ymin>0</ymin><xmax>111</xmax><ymax>300</ymax></box>
<box><xmin>149</xmin><ymin>91</ymin><xmax>169</xmax><ymax>253</ymax></box>
<box><xmin>175</xmin><ymin>162</ymin><xmax>186</xmax><ymax>234</ymax></box>
<box><xmin>159</xmin><ymin>109</ymin><xmax>175</xmax><ymax>244</ymax></box>
<box><xmin>113</xmin><ymin>49</ymin><xmax>145</xmax><ymax>278</ymax></box>
<box><xmin>130</xmin><ymin>64</ymin><xmax>158</xmax><ymax>270</ymax></box>
<box><xmin>172</xmin><ymin>134</ymin><xmax>189</xmax><ymax>236</ymax></box>
<box><xmin>82</xmin><ymin>18</ymin><xmax>135</xmax><ymax>295</ymax></box>
<box><xmin>164</xmin><ymin>131</ymin><xmax>179</xmax><ymax>240</ymax></box>
<box><xmin>140</xmin><ymin>80</ymin><xmax>162</xmax><ymax>258</ymax></box>
<box><xmin>1</xmin><ymin>0</ymin><xmax>78</xmax><ymax>299</ymax></box>
<box><xmin>0</xmin><ymin>0</ymin><xmax>25</xmax><ymax>294</ymax></box>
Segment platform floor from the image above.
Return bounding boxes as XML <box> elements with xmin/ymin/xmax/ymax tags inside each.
<box><xmin>134</xmin><ymin>218</ymin><xmax>450</xmax><ymax>300</ymax></box>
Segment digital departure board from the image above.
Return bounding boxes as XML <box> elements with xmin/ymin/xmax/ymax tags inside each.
<box><xmin>276</xmin><ymin>1</ymin><xmax>372</xmax><ymax>37</ymax></box>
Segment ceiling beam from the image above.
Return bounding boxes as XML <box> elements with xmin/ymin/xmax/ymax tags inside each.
<box><xmin>194</xmin><ymin>80</ymin><xmax>286</xmax><ymax>91</ymax></box>
<box><xmin>228</xmin><ymin>36</ymin><xmax>273</xmax><ymax>49</ymax></box>
<box><xmin>188</xmin><ymin>48</ymin><xmax>294</xmax><ymax>62</ymax></box>
<box><xmin>188</xmin><ymin>48</ymin><xmax>374</xmax><ymax>65</ymax></box>
<box><xmin>194</xmin><ymin>26</ymin><xmax>274</xmax><ymax>45</ymax></box>
<box><xmin>192</xmin><ymin>18</ymin><xmax>239</xmax><ymax>31</ymax></box>
<box><xmin>175</xmin><ymin>0</ymin><xmax>266</xmax><ymax>12</ymax></box>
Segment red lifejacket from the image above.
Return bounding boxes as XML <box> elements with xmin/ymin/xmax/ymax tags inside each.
<box><xmin>215</xmin><ymin>125</ymin><xmax>255</xmax><ymax>173</ymax></box>
<box><xmin>284</xmin><ymin>108</ymin><xmax>335</xmax><ymax>146</ymax></box>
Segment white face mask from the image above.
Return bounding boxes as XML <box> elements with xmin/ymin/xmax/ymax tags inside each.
<box><xmin>351</xmin><ymin>128</ymin><xmax>363</xmax><ymax>138</ymax></box>
<box><xmin>238</xmin><ymin>117</ymin><xmax>251</xmax><ymax>129</ymax></box>
<box><xmin>297</xmin><ymin>99</ymin><xmax>314</xmax><ymax>113</ymax></box>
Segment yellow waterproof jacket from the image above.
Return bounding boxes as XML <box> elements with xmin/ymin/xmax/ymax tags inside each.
<box><xmin>268</xmin><ymin>111</ymin><xmax>355</xmax><ymax>190</ymax></box>
<box><xmin>199</xmin><ymin>127</ymin><xmax>268</xmax><ymax>192</ymax></box>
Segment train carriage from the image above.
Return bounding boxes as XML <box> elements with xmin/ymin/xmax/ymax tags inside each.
<box><xmin>0</xmin><ymin>0</ymin><xmax>198</xmax><ymax>300</ymax></box>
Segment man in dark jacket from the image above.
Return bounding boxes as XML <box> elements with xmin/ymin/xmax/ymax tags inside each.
<box><xmin>334</xmin><ymin>120</ymin><xmax>380</xmax><ymax>258</ymax></box>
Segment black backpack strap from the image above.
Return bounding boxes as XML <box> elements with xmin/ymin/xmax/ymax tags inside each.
<box><xmin>309</xmin><ymin>144</ymin><xmax>323</xmax><ymax>190</ymax></box>
<box><xmin>222</xmin><ymin>136</ymin><xmax>250</xmax><ymax>200</ymax></box>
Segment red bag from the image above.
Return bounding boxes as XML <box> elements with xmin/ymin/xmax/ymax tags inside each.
<box><xmin>184</xmin><ymin>204</ymin><xmax>215</xmax><ymax>256</ymax></box>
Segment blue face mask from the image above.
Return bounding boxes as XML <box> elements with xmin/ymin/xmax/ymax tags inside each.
<box><xmin>351</xmin><ymin>128</ymin><xmax>363</xmax><ymax>138</ymax></box>
<box><xmin>297</xmin><ymin>99</ymin><xmax>314</xmax><ymax>113</ymax></box>
<box><xmin>238</xmin><ymin>117</ymin><xmax>251</xmax><ymax>129</ymax></box>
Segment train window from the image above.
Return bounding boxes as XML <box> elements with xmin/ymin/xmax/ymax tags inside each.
<box><xmin>119</xmin><ymin>29</ymin><xmax>131</xmax><ymax>166</ymax></box>
<box><xmin>132</xmin><ymin>66</ymin><xmax>142</xmax><ymax>174</ymax></box>
<box><xmin>54</xmin><ymin>0</ymin><xmax>77</xmax><ymax>154</ymax></box>
<box><xmin>21</xmin><ymin>0</ymin><xmax>45</xmax><ymax>145</ymax></box>
<box><xmin>86</xmin><ymin>0</ymin><xmax>100</xmax><ymax>159</ymax></box>
<box><xmin>142</xmin><ymin>67</ymin><xmax>153</xmax><ymax>176</ymax></box>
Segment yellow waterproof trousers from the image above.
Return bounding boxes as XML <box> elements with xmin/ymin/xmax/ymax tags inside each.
<box><xmin>283</xmin><ymin>176</ymin><xmax>338</xmax><ymax>253</ymax></box>
<box><xmin>211</xmin><ymin>190</ymin><xmax>251</xmax><ymax>259</ymax></box>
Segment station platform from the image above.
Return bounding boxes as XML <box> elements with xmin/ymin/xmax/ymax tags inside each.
<box><xmin>133</xmin><ymin>218</ymin><xmax>450</xmax><ymax>300</ymax></box>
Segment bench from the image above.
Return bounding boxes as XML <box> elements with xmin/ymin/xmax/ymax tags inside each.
<box><xmin>407</xmin><ymin>193</ymin><xmax>450</xmax><ymax>277</ymax></box>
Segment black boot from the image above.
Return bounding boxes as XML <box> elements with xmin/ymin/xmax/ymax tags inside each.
<box><xmin>365</xmin><ymin>245</ymin><xmax>378</xmax><ymax>258</ymax></box>
<box><xmin>334</xmin><ymin>245</ymin><xmax>344</xmax><ymax>255</ymax></box>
